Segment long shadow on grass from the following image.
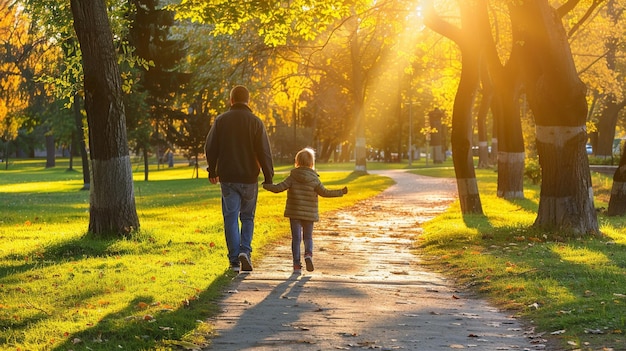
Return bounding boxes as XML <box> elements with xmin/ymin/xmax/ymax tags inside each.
<box><xmin>461</xmin><ymin>196</ymin><xmax>538</xmax><ymax>235</ymax></box>
<box><xmin>0</xmin><ymin>235</ymin><xmax>115</xmax><ymax>280</ymax></box>
<box><xmin>315</xmin><ymin>170</ymin><xmax>369</xmax><ymax>187</ymax></box>
<box><xmin>478</xmin><ymin>236</ymin><xmax>626</xmax><ymax>348</ymax></box>
<box><xmin>462</xmin><ymin>213</ymin><xmax>494</xmax><ymax>233</ymax></box>
<box><xmin>51</xmin><ymin>272</ymin><xmax>233</xmax><ymax>351</ymax></box>
<box><xmin>506</xmin><ymin>197</ymin><xmax>539</xmax><ymax>213</ymax></box>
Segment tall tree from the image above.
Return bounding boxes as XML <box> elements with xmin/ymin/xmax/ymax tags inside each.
<box><xmin>21</xmin><ymin>0</ymin><xmax>92</xmax><ymax>188</ymax></box>
<box><xmin>585</xmin><ymin>0</ymin><xmax>625</xmax><ymax>158</ymax></box>
<box><xmin>478</xmin><ymin>1</ymin><xmax>526</xmax><ymax>200</ymax></box>
<box><xmin>0</xmin><ymin>2</ymin><xmax>34</xmax><ymax>168</ymax></box>
<box><xmin>128</xmin><ymin>0</ymin><xmax>188</xmax><ymax>172</ymax></box>
<box><xmin>511</xmin><ymin>0</ymin><xmax>598</xmax><ymax>235</ymax></box>
<box><xmin>425</xmin><ymin>1</ymin><xmax>484</xmax><ymax>214</ymax></box>
<box><xmin>70</xmin><ymin>0</ymin><xmax>140</xmax><ymax>236</ymax></box>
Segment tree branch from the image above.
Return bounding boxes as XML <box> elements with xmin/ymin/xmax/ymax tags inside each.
<box><xmin>423</xmin><ymin>3</ymin><xmax>463</xmax><ymax>46</ymax></box>
<box><xmin>567</xmin><ymin>0</ymin><xmax>606</xmax><ymax>37</ymax></box>
<box><xmin>557</xmin><ymin>0</ymin><xmax>582</xmax><ymax>18</ymax></box>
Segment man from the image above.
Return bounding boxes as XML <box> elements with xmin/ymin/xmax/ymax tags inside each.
<box><xmin>205</xmin><ymin>85</ymin><xmax>274</xmax><ymax>272</ymax></box>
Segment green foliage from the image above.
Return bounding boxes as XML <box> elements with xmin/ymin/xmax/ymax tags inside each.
<box><xmin>171</xmin><ymin>0</ymin><xmax>351</xmax><ymax>46</ymax></box>
<box><xmin>588</xmin><ymin>155</ymin><xmax>620</xmax><ymax>165</ymax></box>
<box><xmin>417</xmin><ymin>168</ymin><xmax>626</xmax><ymax>350</ymax></box>
<box><xmin>0</xmin><ymin>158</ymin><xmax>391</xmax><ymax>350</ymax></box>
<box><xmin>524</xmin><ymin>157</ymin><xmax>542</xmax><ymax>184</ymax></box>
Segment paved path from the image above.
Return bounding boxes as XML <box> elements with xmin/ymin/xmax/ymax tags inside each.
<box><xmin>205</xmin><ymin>170</ymin><xmax>543</xmax><ymax>350</ymax></box>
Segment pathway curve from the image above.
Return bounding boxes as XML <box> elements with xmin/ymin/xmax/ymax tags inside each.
<box><xmin>204</xmin><ymin>170</ymin><xmax>543</xmax><ymax>350</ymax></box>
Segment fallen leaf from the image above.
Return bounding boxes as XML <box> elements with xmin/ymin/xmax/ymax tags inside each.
<box><xmin>340</xmin><ymin>332</ymin><xmax>358</xmax><ymax>337</ymax></box>
<box><xmin>391</xmin><ymin>270</ymin><xmax>409</xmax><ymax>275</ymax></box>
<box><xmin>584</xmin><ymin>328</ymin><xmax>604</xmax><ymax>334</ymax></box>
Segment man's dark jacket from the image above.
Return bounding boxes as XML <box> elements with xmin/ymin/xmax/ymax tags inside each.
<box><xmin>204</xmin><ymin>103</ymin><xmax>274</xmax><ymax>184</ymax></box>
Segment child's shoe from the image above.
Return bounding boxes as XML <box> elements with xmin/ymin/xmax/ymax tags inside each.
<box><xmin>293</xmin><ymin>264</ymin><xmax>302</xmax><ymax>274</ymax></box>
<box><xmin>304</xmin><ymin>255</ymin><xmax>314</xmax><ymax>272</ymax></box>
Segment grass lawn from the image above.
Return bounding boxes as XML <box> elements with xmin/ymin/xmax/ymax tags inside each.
<box><xmin>414</xmin><ymin>166</ymin><xmax>626</xmax><ymax>351</ymax></box>
<box><xmin>0</xmin><ymin>158</ymin><xmax>392</xmax><ymax>350</ymax></box>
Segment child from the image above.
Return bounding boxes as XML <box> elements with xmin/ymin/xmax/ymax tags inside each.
<box><xmin>263</xmin><ymin>147</ymin><xmax>347</xmax><ymax>273</ymax></box>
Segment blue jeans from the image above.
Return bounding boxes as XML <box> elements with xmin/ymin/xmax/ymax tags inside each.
<box><xmin>220</xmin><ymin>182</ymin><xmax>258</xmax><ymax>266</ymax></box>
<box><xmin>289</xmin><ymin>218</ymin><xmax>314</xmax><ymax>266</ymax></box>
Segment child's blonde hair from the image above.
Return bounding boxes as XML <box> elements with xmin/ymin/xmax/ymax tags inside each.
<box><xmin>295</xmin><ymin>147</ymin><xmax>315</xmax><ymax>168</ymax></box>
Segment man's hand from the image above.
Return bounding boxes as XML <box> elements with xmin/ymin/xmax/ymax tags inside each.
<box><xmin>209</xmin><ymin>177</ymin><xmax>219</xmax><ymax>184</ymax></box>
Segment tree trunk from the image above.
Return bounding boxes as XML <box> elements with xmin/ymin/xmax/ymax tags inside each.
<box><xmin>451</xmin><ymin>3</ymin><xmax>483</xmax><ymax>215</ymax></box>
<box><xmin>595</xmin><ymin>102</ymin><xmax>620</xmax><ymax>158</ymax></box>
<box><xmin>476</xmin><ymin>77</ymin><xmax>491</xmax><ymax>169</ymax></box>
<box><xmin>71</xmin><ymin>0</ymin><xmax>139</xmax><ymax>236</ymax></box>
<box><xmin>143</xmin><ymin>147</ymin><xmax>149</xmax><ymax>181</ymax></box>
<box><xmin>534</xmin><ymin>127</ymin><xmax>596</xmax><ymax>233</ymax></box>
<box><xmin>69</xmin><ymin>137</ymin><xmax>74</xmax><ymax>171</ymax></box>
<box><xmin>451</xmin><ymin>56</ymin><xmax>483</xmax><ymax>215</ymax></box>
<box><xmin>497</xmin><ymin>152</ymin><xmax>525</xmax><ymax>198</ymax></box>
<box><xmin>511</xmin><ymin>0</ymin><xmax>598</xmax><ymax>235</ymax></box>
<box><xmin>493</xmin><ymin>73</ymin><xmax>525</xmax><ymax>199</ymax></box>
<box><xmin>607</xmin><ymin>141</ymin><xmax>626</xmax><ymax>215</ymax></box>
<box><xmin>476</xmin><ymin>0</ymin><xmax>526</xmax><ymax>199</ymax></box>
<box><xmin>348</xmin><ymin>10</ymin><xmax>367</xmax><ymax>172</ymax></box>
<box><xmin>351</xmin><ymin>50</ymin><xmax>366</xmax><ymax>171</ymax></box>
<box><xmin>74</xmin><ymin>94</ymin><xmax>90</xmax><ymax>190</ymax></box>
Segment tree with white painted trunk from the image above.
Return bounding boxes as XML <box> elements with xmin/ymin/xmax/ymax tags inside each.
<box><xmin>70</xmin><ymin>0</ymin><xmax>140</xmax><ymax>236</ymax></box>
<box><xmin>510</xmin><ymin>0</ymin><xmax>598</xmax><ymax>235</ymax></box>
<box><xmin>425</xmin><ymin>1</ymin><xmax>484</xmax><ymax>214</ymax></box>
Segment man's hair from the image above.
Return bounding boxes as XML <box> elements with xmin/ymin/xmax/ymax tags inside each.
<box><xmin>295</xmin><ymin>148</ymin><xmax>315</xmax><ymax>168</ymax></box>
<box><xmin>230</xmin><ymin>85</ymin><xmax>249</xmax><ymax>104</ymax></box>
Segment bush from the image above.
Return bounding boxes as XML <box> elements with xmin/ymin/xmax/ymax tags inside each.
<box><xmin>524</xmin><ymin>157</ymin><xmax>541</xmax><ymax>184</ymax></box>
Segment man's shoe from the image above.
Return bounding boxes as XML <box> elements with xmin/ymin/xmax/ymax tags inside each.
<box><xmin>230</xmin><ymin>264</ymin><xmax>240</xmax><ymax>273</ymax></box>
<box><xmin>238</xmin><ymin>252</ymin><xmax>253</xmax><ymax>271</ymax></box>
<box><xmin>293</xmin><ymin>264</ymin><xmax>302</xmax><ymax>274</ymax></box>
<box><xmin>304</xmin><ymin>255</ymin><xmax>314</xmax><ymax>272</ymax></box>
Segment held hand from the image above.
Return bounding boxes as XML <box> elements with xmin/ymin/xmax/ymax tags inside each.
<box><xmin>342</xmin><ymin>186</ymin><xmax>348</xmax><ymax>194</ymax></box>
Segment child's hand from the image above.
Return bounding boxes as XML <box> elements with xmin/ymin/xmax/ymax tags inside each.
<box><xmin>342</xmin><ymin>186</ymin><xmax>348</xmax><ymax>194</ymax></box>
